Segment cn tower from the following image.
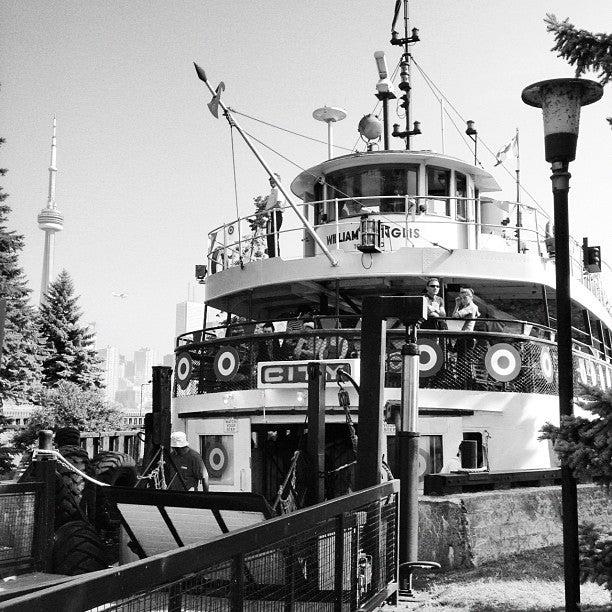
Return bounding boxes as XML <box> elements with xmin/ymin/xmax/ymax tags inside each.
<box><xmin>37</xmin><ymin>116</ymin><xmax>64</xmax><ymax>304</ymax></box>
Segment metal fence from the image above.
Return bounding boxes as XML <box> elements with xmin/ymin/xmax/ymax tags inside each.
<box><xmin>0</xmin><ymin>463</ymin><xmax>54</xmax><ymax>576</ymax></box>
<box><xmin>2</xmin><ymin>481</ymin><xmax>400</xmax><ymax>612</ymax></box>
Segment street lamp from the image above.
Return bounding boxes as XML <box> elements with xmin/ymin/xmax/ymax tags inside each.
<box><xmin>522</xmin><ymin>77</ymin><xmax>603</xmax><ymax>612</ymax></box>
<box><xmin>139</xmin><ymin>379</ymin><xmax>152</xmax><ymax>418</ymax></box>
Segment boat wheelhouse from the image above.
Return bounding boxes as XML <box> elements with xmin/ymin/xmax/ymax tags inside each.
<box><xmin>174</xmin><ymin>144</ymin><xmax>612</xmax><ymax>503</ymax></box>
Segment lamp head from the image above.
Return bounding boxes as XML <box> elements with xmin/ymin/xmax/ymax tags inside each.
<box><xmin>358</xmin><ymin>114</ymin><xmax>383</xmax><ymax>142</ymax></box>
<box><xmin>465</xmin><ymin>120</ymin><xmax>477</xmax><ymax>136</ymax></box>
<box><xmin>521</xmin><ymin>78</ymin><xmax>603</xmax><ymax>163</ymax></box>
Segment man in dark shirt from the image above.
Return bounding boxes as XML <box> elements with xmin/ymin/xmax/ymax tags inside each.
<box><xmin>168</xmin><ymin>431</ymin><xmax>209</xmax><ymax>491</ymax></box>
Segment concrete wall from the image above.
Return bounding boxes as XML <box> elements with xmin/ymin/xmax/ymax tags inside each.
<box><xmin>418</xmin><ymin>484</ymin><xmax>612</xmax><ymax>569</ymax></box>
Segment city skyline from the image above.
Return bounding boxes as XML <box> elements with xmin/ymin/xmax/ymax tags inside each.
<box><xmin>1</xmin><ymin>1</ymin><xmax>610</xmax><ymax>358</ymax></box>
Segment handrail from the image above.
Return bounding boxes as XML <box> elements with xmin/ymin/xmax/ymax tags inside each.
<box><xmin>204</xmin><ymin>194</ymin><xmax>612</xmax><ymax>316</ymax></box>
<box><xmin>2</xmin><ymin>481</ymin><xmax>399</xmax><ymax>612</ymax></box>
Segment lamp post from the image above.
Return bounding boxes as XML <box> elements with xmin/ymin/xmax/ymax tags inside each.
<box><xmin>139</xmin><ymin>380</ymin><xmax>152</xmax><ymax>418</ymax></box>
<box><xmin>522</xmin><ymin>77</ymin><xmax>603</xmax><ymax>612</ymax></box>
<box><xmin>465</xmin><ymin>120</ymin><xmax>478</xmax><ymax>166</ymax></box>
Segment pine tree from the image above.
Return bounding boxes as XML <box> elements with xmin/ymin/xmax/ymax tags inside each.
<box><xmin>0</xmin><ymin>136</ymin><xmax>46</xmax><ymax>403</ymax></box>
<box><xmin>541</xmin><ymin>385</ymin><xmax>612</xmax><ymax>592</ymax></box>
<box><xmin>39</xmin><ymin>270</ymin><xmax>102</xmax><ymax>389</ymax></box>
<box><xmin>545</xmin><ymin>15</ymin><xmax>612</xmax><ymax>84</ymax></box>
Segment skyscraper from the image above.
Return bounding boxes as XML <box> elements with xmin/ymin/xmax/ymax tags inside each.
<box><xmin>175</xmin><ymin>301</ymin><xmax>205</xmax><ymax>338</ymax></box>
<box><xmin>98</xmin><ymin>346</ymin><xmax>119</xmax><ymax>403</ymax></box>
<box><xmin>133</xmin><ymin>347</ymin><xmax>160</xmax><ymax>385</ymax></box>
<box><xmin>37</xmin><ymin>117</ymin><xmax>64</xmax><ymax>303</ymax></box>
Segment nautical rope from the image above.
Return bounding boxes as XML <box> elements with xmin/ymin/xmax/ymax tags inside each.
<box><xmin>228</xmin><ymin>108</ymin><xmax>354</xmax><ymax>152</ymax></box>
<box><xmin>32</xmin><ymin>449</ymin><xmax>110</xmax><ymax>487</ymax></box>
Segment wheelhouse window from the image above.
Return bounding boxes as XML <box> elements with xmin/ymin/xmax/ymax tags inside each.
<box><xmin>317</xmin><ymin>165</ymin><xmax>419</xmax><ymax>220</ymax></box>
<box><xmin>456</xmin><ymin>172</ymin><xmax>467</xmax><ymax>221</ymax></box>
<box><xmin>426</xmin><ymin>167</ymin><xmax>451</xmax><ymax>216</ymax></box>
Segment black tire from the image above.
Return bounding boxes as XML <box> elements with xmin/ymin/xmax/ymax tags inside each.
<box><xmin>55</xmin><ymin>464</ymin><xmax>86</xmax><ymax>527</ymax></box>
<box><xmin>58</xmin><ymin>445</ymin><xmax>95</xmax><ymax>520</ymax></box>
<box><xmin>52</xmin><ymin>520</ymin><xmax>108</xmax><ymax>576</ymax></box>
<box><xmin>91</xmin><ymin>451</ymin><xmax>137</xmax><ymax>486</ymax></box>
<box><xmin>91</xmin><ymin>452</ymin><xmax>137</xmax><ymax>530</ymax></box>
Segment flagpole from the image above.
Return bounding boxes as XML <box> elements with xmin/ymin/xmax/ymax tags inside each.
<box><xmin>515</xmin><ymin>128</ymin><xmax>522</xmax><ymax>253</ymax></box>
<box><xmin>194</xmin><ymin>63</ymin><xmax>339</xmax><ymax>267</ymax></box>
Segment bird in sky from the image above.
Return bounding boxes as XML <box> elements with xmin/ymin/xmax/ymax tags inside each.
<box><xmin>112</xmin><ymin>292</ymin><xmax>128</xmax><ymax>299</ymax></box>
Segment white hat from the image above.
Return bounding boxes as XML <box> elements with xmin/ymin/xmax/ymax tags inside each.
<box><xmin>170</xmin><ymin>431</ymin><xmax>189</xmax><ymax>448</ymax></box>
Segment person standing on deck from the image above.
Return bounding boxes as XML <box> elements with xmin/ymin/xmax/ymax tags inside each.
<box><xmin>421</xmin><ymin>277</ymin><xmax>447</xmax><ymax>330</ymax></box>
<box><xmin>168</xmin><ymin>431</ymin><xmax>209</xmax><ymax>492</ymax></box>
<box><xmin>453</xmin><ymin>287</ymin><xmax>480</xmax><ymax>355</ymax></box>
<box><xmin>265</xmin><ymin>174</ymin><xmax>283</xmax><ymax>258</ymax></box>
<box><xmin>452</xmin><ymin>287</ymin><xmax>480</xmax><ymax>331</ymax></box>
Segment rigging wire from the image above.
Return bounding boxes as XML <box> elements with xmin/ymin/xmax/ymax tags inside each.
<box><xmin>229</xmin><ymin>107</ymin><xmax>354</xmax><ymax>152</ymax></box>
<box><xmin>229</xmin><ymin>124</ymin><xmax>243</xmax><ymax>266</ymax></box>
<box><xmin>412</xmin><ymin>57</ymin><xmax>551</xmax><ymax>218</ymax></box>
<box><xmin>244</xmin><ymin>128</ymin><xmax>452</xmax><ymax>252</ymax></box>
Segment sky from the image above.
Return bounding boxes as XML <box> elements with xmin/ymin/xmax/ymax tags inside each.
<box><xmin>1</xmin><ymin>1</ymin><xmax>610</xmax><ymax>358</ymax></box>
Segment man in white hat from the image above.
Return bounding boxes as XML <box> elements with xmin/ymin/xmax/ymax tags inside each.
<box><xmin>168</xmin><ymin>431</ymin><xmax>209</xmax><ymax>492</ymax></box>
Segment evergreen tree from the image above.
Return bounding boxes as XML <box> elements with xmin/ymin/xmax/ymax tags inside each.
<box><xmin>39</xmin><ymin>270</ymin><xmax>102</xmax><ymax>389</ymax></box>
<box><xmin>545</xmin><ymin>14</ymin><xmax>612</xmax><ymax>84</ymax></box>
<box><xmin>0</xmin><ymin>135</ymin><xmax>46</xmax><ymax>403</ymax></box>
<box><xmin>541</xmin><ymin>385</ymin><xmax>612</xmax><ymax>592</ymax></box>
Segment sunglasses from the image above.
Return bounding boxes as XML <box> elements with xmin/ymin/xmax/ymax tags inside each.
<box><xmin>428</xmin><ymin>284</ymin><xmax>440</xmax><ymax>288</ymax></box>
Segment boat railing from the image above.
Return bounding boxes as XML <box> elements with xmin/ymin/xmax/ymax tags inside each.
<box><xmin>174</xmin><ymin>317</ymin><xmax>612</xmax><ymax>399</ymax></box>
<box><xmin>206</xmin><ymin>195</ymin><xmax>611</xmax><ymax>316</ymax></box>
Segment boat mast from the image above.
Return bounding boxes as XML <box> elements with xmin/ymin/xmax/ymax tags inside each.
<box><xmin>194</xmin><ymin>63</ymin><xmax>339</xmax><ymax>267</ymax></box>
<box><xmin>390</xmin><ymin>0</ymin><xmax>421</xmax><ymax>150</ymax></box>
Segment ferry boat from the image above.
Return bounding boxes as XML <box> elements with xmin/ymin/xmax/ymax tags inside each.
<box><xmin>173</xmin><ymin>1</ymin><xmax>612</xmax><ymax>505</ymax></box>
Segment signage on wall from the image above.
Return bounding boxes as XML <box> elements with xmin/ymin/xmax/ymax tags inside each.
<box><xmin>257</xmin><ymin>359</ymin><xmax>359</xmax><ymax>388</ymax></box>
<box><xmin>314</xmin><ymin>215</ymin><xmax>458</xmax><ymax>253</ymax></box>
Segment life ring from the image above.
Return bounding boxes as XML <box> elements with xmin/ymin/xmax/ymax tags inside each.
<box><xmin>205</xmin><ymin>441</ymin><xmax>230</xmax><ymax>479</ymax></box>
<box><xmin>175</xmin><ymin>352</ymin><xmax>193</xmax><ymax>389</ymax></box>
<box><xmin>387</xmin><ymin>351</ymin><xmax>402</xmax><ymax>373</ymax></box>
<box><xmin>485</xmin><ymin>343</ymin><xmax>522</xmax><ymax>382</ymax></box>
<box><xmin>539</xmin><ymin>347</ymin><xmax>554</xmax><ymax>383</ymax></box>
<box><xmin>213</xmin><ymin>346</ymin><xmax>240</xmax><ymax>381</ymax></box>
<box><xmin>418</xmin><ymin>339</ymin><xmax>444</xmax><ymax>378</ymax></box>
<box><xmin>418</xmin><ymin>447</ymin><xmax>431</xmax><ymax>481</ymax></box>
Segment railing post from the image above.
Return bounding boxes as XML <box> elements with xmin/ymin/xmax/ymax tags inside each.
<box><xmin>284</xmin><ymin>544</ymin><xmax>296</xmax><ymax>611</ymax></box>
<box><xmin>334</xmin><ymin>199</ymin><xmax>340</xmax><ymax>250</ymax></box>
<box><xmin>230</xmin><ymin>553</ymin><xmax>244</xmax><ymax>612</ymax></box>
<box><xmin>334</xmin><ymin>513</ymin><xmax>346</xmax><ymax>612</ymax></box>
<box><xmin>32</xmin><ymin>430</ymin><xmax>55</xmax><ymax>572</ymax></box>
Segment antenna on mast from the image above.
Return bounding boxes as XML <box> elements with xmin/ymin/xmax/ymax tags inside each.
<box><xmin>390</xmin><ymin>0</ymin><xmax>421</xmax><ymax>150</ymax></box>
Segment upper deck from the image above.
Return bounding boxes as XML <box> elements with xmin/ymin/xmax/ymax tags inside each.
<box><xmin>203</xmin><ymin>150</ymin><xmax>611</xmax><ymax>322</ymax></box>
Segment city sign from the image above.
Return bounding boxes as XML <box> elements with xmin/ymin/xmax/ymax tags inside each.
<box><xmin>257</xmin><ymin>359</ymin><xmax>359</xmax><ymax>388</ymax></box>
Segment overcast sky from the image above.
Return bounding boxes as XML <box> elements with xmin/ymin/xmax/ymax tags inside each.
<box><xmin>1</xmin><ymin>1</ymin><xmax>610</xmax><ymax>357</ymax></box>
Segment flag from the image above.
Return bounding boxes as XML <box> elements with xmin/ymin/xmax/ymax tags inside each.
<box><xmin>495</xmin><ymin>133</ymin><xmax>518</xmax><ymax>166</ymax></box>
<box><xmin>207</xmin><ymin>82</ymin><xmax>225</xmax><ymax>118</ymax></box>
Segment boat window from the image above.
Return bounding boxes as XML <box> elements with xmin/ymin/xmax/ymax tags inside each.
<box><xmin>455</xmin><ymin>172</ymin><xmax>467</xmax><ymax>221</ymax></box>
<box><xmin>322</xmin><ymin>165</ymin><xmax>419</xmax><ymax>220</ymax></box>
<box><xmin>426</xmin><ymin>167</ymin><xmax>451</xmax><ymax>216</ymax></box>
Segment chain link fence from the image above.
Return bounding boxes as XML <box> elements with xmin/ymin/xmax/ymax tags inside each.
<box><xmin>6</xmin><ymin>482</ymin><xmax>399</xmax><ymax>612</ymax></box>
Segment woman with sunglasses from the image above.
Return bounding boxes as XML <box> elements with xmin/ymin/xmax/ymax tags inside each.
<box><xmin>421</xmin><ymin>278</ymin><xmax>447</xmax><ymax>330</ymax></box>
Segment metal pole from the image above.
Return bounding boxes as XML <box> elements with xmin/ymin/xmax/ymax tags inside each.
<box><xmin>551</xmin><ymin>160</ymin><xmax>580</xmax><ymax>612</ymax></box>
<box><xmin>382</xmin><ymin>98</ymin><xmax>390</xmax><ymax>150</ymax></box>
<box><xmin>398</xmin><ymin>330</ymin><xmax>420</xmax><ymax>586</ymax></box>
<box><xmin>194</xmin><ymin>64</ymin><xmax>338</xmax><ymax>267</ymax></box>
<box><xmin>307</xmin><ymin>361</ymin><xmax>326</xmax><ymax>506</ymax></box>
<box><xmin>327</xmin><ymin>121</ymin><xmax>332</xmax><ymax>160</ymax></box>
